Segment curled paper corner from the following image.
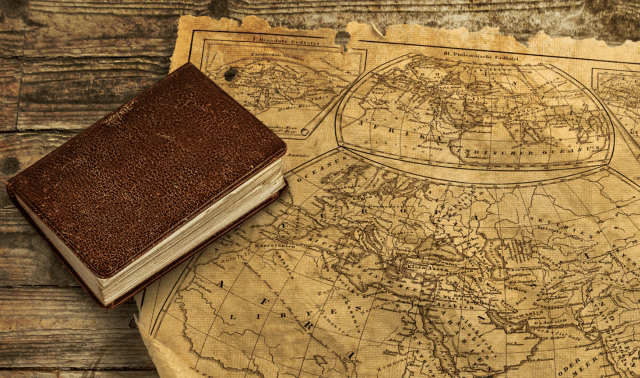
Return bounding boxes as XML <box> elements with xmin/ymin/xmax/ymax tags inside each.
<box><xmin>370</xmin><ymin>22</ymin><xmax>384</xmax><ymax>38</ymax></box>
<box><xmin>136</xmin><ymin>318</ymin><xmax>202</xmax><ymax>378</ymax></box>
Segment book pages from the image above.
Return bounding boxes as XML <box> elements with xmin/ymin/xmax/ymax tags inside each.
<box><xmin>137</xmin><ymin>15</ymin><xmax>640</xmax><ymax>378</ymax></box>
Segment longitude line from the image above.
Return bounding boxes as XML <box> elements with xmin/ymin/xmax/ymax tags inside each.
<box><xmin>491</xmin><ymin>187</ymin><xmax>509</xmax><ymax>372</ymax></box>
<box><xmin>513</xmin><ymin>66</ymin><xmax>554</xmax><ymax>166</ymax></box>
<box><xmin>342</xmin><ymin>174</ymin><xmax>418</xmax><ymax>377</ymax></box>
<box><xmin>562</xmin><ymin>179</ymin><xmax>640</xmax><ymax>373</ymax></box>
<box><xmin>400</xmin><ymin>181</ymin><xmax>454</xmax><ymax>374</ymax></box>
<box><xmin>194</xmin><ymin>172</ymin><xmax>327</xmax><ymax>373</ymax></box>
<box><xmin>244</xmin><ymin>164</ymin><xmax>384</xmax><ymax>377</ymax></box>
<box><xmin>452</xmin><ymin>186</ymin><xmax>476</xmax><ymax>371</ymax></box>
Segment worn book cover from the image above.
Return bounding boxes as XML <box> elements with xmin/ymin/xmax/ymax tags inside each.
<box><xmin>6</xmin><ymin>62</ymin><xmax>288</xmax><ymax>309</ymax></box>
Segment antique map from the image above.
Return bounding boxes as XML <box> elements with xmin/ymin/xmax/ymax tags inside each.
<box><xmin>593</xmin><ymin>69</ymin><xmax>640</xmax><ymax>156</ymax></box>
<box><xmin>137</xmin><ymin>16</ymin><xmax>640</xmax><ymax>378</ymax></box>
<box><xmin>186</xmin><ymin>26</ymin><xmax>365</xmax><ymax>139</ymax></box>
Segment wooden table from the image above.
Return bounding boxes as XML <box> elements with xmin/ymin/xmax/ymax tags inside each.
<box><xmin>1</xmin><ymin>1</ymin><xmax>637</xmax><ymax>376</ymax></box>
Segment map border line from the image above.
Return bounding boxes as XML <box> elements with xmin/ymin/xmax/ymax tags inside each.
<box><xmin>357</xmin><ymin>39</ymin><xmax>640</xmax><ymax>66</ymax></box>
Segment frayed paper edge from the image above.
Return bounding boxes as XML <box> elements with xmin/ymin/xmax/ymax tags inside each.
<box><xmin>136</xmin><ymin>317</ymin><xmax>203</xmax><ymax>378</ymax></box>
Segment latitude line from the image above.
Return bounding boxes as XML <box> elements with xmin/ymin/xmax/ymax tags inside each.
<box><xmin>290</xmin><ymin>163</ymin><xmax>640</xmax><ymax>240</ymax></box>
<box><xmin>159</xmin><ymin>300</ymin><xmax>640</xmax><ymax>371</ymax></box>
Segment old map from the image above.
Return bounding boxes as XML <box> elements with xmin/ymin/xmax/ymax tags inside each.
<box><xmin>338</xmin><ymin>54</ymin><xmax>611</xmax><ymax>170</ymax></box>
<box><xmin>186</xmin><ymin>26</ymin><xmax>365</xmax><ymax>139</ymax></box>
<box><xmin>137</xmin><ymin>16</ymin><xmax>640</xmax><ymax>378</ymax></box>
<box><xmin>593</xmin><ymin>69</ymin><xmax>640</xmax><ymax>155</ymax></box>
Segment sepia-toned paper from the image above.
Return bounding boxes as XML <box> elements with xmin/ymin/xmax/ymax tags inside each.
<box><xmin>136</xmin><ymin>15</ymin><xmax>640</xmax><ymax>377</ymax></box>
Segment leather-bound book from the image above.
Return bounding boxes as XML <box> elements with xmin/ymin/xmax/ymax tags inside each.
<box><xmin>6</xmin><ymin>63</ymin><xmax>288</xmax><ymax>309</ymax></box>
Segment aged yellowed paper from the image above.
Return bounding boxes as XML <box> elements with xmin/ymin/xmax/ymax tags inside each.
<box><xmin>137</xmin><ymin>15</ymin><xmax>640</xmax><ymax>378</ymax></box>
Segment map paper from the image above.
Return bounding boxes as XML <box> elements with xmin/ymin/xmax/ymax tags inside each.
<box><xmin>136</xmin><ymin>15</ymin><xmax>640</xmax><ymax>378</ymax></box>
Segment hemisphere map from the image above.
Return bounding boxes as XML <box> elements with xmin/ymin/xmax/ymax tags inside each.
<box><xmin>139</xmin><ymin>22</ymin><xmax>640</xmax><ymax>378</ymax></box>
<box><xmin>337</xmin><ymin>55</ymin><xmax>611</xmax><ymax>170</ymax></box>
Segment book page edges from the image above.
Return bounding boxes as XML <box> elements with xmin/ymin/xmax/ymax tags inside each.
<box><xmin>11</xmin><ymin>159</ymin><xmax>287</xmax><ymax>308</ymax></box>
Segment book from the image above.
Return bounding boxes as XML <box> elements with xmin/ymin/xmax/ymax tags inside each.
<box><xmin>6</xmin><ymin>62</ymin><xmax>288</xmax><ymax>309</ymax></box>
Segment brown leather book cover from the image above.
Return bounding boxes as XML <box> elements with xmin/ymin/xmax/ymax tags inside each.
<box><xmin>6</xmin><ymin>62</ymin><xmax>288</xmax><ymax>309</ymax></box>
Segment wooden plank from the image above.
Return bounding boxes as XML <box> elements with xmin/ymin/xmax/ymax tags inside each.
<box><xmin>16</xmin><ymin>0</ymin><xmax>211</xmax><ymax>131</ymax></box>
<box><xmin>227</xmin><ymin>0</ymin><xmax>583</xmax><ymax>15</ymax></box>
<box><xmin>0</xmin><ymin>0</ymin><xmax>26</xmax><ymax>138</ymax></box>
<box><xmin>30</xmin><ymin>0</ymin><xmax>210</xmax><ymax>17</ymax></box>
<box><xmin>17</xmin><ymin>58</ymin><xmax>168</xmax><ymax>130</ymax></box>
<box><xmin>0</xmin><ymin>287</ymin><xmax>155</xmax><ymax>369</ymax></box>
<box><xmin>0</xmin><ymin>4</ymin><xmax>25</xmax><ymax>130</ymax></box>
<box><xmin>224</xmin><ymin>0</ymin><xmax>639</xmax><ymax>45</ymax></box>
<box><xmin>0</xmin><ymin>230</ymin><xmax>77</xmax><ymax>286</ymax></box>
<box><xmin>0</xmin><ymin>370</ymin><xmax>158</xmax><ymax>377</ymax></box>
<box><xmin>0</xmin><ymin>30</ymin><xmax>25</xmax><ymax>58</ymax></box>
<box><xmin>24</xmin><ymin>0</ymin><xmax>209</xmax><ymax>58</ymax></box>
<box><xmin>0</xmin><ymin>132</ymin><xmax>76</xmax><ymax>232</ymax></box>
<box><xmin>15</xmin><ymin>0</ymin><xmax>640</xmax><ymax>131</ymax></box>
<box><xmin>0</xmin><ymin>58</ymin><xmax>22</xmax><ymax>131</ymax></box>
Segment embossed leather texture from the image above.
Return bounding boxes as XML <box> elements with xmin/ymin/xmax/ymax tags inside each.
<box><xmin>6</xmin><ymin>62</ymin><xmax>288</xmax><ymax>308</ymax></box>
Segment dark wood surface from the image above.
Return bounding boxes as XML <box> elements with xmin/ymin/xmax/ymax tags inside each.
<box><xmin>0</xmin><ymin>0</ymin><xmax>638</xmax><ymax>376</ymax></box>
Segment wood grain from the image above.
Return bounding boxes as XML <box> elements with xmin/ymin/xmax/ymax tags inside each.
<box><xmin>16</xmin><ymin>0</ymin><xmax>210</xmax><ymax>131</ymax></box>
<box><xmin>18</xmin><ymin>58</ymin><xmax>168</xmax><ymax>130</ymax></box>
<box><xmin>0</xmin><ymin>230</ymin><xmax>77</xmax><ymax>286</ymax></box>
<box><xmin>0</xmin><ymin>0</ymin><xmax>27</xmax><ymax>132</ymax></box>
<box><xmin>0</xmin><ymin>371</ymin><xmax>159</xmax><ymax>378</ymax></box>
<box><xmin>29</xmin><ymin>0</ymin><xmax>210</xmax><ymax>17</ymax></box>
<box><xmin>0</xmin><ymin>58</ymin><xmax>21</xmax><ymax>131</ymax></box>
<box><xmin>0</xmin><ymin>132</ymin><xmax>76</xmax><ymax>232</ymax></box>
<box><xmin>224</xmin><ymin>0</ymin><xmax>640</xmax><ymax>45</ymax></box>
<box><xmin>0</xmin><ymin>287</ymin><xmax>155</xmax><ymax>369</ymax></box>
<box><xmin>24</xmin><ymin>0</ymin><xmax>208</xmax><ymax>58</ymax></box>
<box><xmin>0</xmin><ymin>29</ymin><xmax>25</xmax><ymax>58</ymax></box>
